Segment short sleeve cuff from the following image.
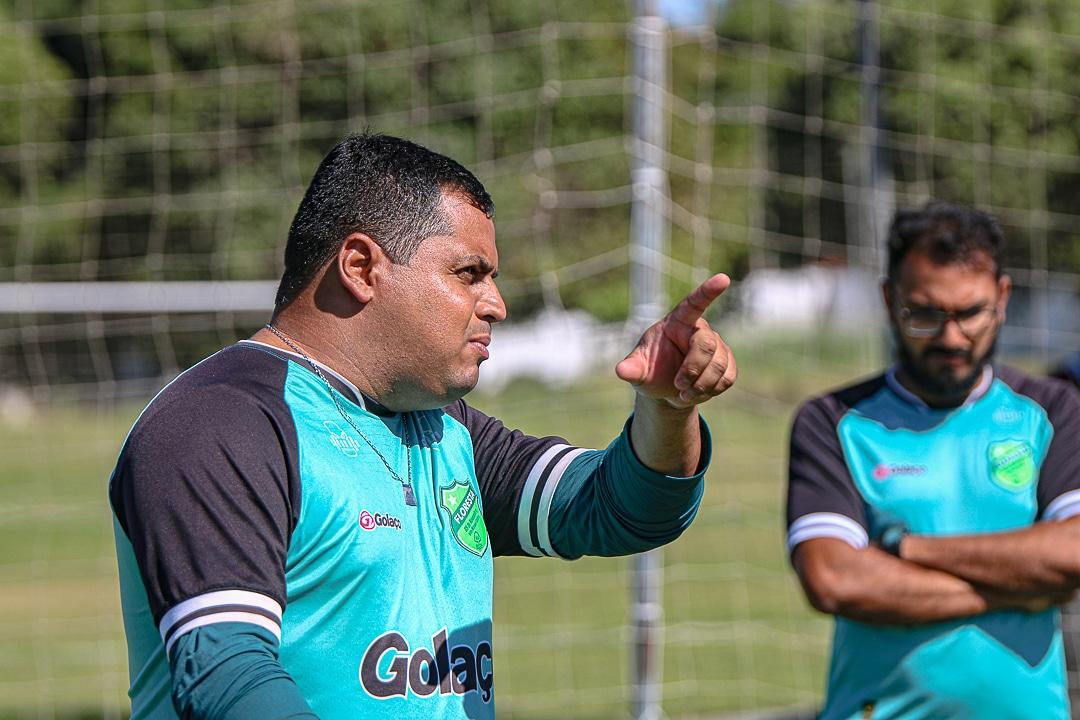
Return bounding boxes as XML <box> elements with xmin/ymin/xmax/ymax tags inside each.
<box><xmin>787</xmin><ymin>512</ymin><xmax>869</xmax><ymax>555</ymax></box>
<box><xmin>1043</xmin><ymin>489</ymin><xmax>1080</xmax><ymax>522</ymax></box>
<box><xmin>160</xmin><ymin>589</ymin><xmax>283</xmax><ymax>656</ymax></box>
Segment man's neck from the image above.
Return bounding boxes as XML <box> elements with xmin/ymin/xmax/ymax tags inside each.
<box><xmin>254</xmin><ymin>320</ymin><xmax>387</xmax><ymax>405</ymax></box>
<box><xmin>890</xmin><ymin>364</ymin><xmax>993</xmax><ymax>409</ymax></box>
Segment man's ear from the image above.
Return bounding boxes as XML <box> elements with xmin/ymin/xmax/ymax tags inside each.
<box><xmin>881</xmin><ymin>279</ymin><xmax>894</xmax><ymax>316</ymax></box>
<box><xmin>337</xmin><ymin>232</ymin><xmax>385</xmax><ymax>305</ymax></box>
<box><xmin>997</xmin><ymin>273</ymin><xmax>1012</xmax><ymax>322</ymax></box>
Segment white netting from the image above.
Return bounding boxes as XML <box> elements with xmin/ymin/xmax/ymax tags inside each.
<box><xmin>2</xmin><ymin>1</ymin><xmax>1079</xmax><ymax>717</ymax></box>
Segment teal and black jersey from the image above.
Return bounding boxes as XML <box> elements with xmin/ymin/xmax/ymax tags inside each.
<box><xmin>110</xmin><ymin>341</ymin><xmax>709</xmax><ymax>719</ymax></box>
<box><xmin>786</xmin><ymin>365</ymin><xmax>1080</xmax><ymax>720</ymax></box>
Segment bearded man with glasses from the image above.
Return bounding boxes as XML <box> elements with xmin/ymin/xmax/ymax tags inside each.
<box><xmin>785</xmin><ymin>201</ymin><xmax>1080</xmax><ymax>720</ymax></box>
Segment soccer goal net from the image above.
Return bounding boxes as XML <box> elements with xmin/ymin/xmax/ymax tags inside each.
<box><xmin>2</xmin><ymin>1</ymin><xmax>1079</xmax><ymax>718</ymax></box>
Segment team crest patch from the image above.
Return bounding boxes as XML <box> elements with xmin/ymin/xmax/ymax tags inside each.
<box><xmin>988</xmin><ymin>440</ymin><xmax>1036</xmax><ymax>491</ymax></box>
<box><xmin>439</xmin><ymin>481</ymin><xmax>488</xmax><ymax>556</ymax></box>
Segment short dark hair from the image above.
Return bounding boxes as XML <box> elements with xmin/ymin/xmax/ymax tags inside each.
<box><xmin>885</xmin><ymin>201</ymin><xmax>1005</xmax><ymax>283</ymax></box>
<box><xmin>274</xmin><ymin>133</ymin><xmax>494</xmax><ymax>311</ymax></box>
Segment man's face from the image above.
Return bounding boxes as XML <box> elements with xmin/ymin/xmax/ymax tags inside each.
<box><xmin>377</xmin><ymin>192</ymin><xmax>506</xmax><ymax>409</ymax></box>
<box><xmin>886</xmin><ymin>248</ymin><xmax>1010</xmax><ymax>401</ymax></box>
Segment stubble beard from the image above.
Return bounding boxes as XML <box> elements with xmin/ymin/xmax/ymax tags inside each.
<box><xmin>892</xmin><ymin>325</ymin><xmax>997</xmax><ymax>402</ymax></box>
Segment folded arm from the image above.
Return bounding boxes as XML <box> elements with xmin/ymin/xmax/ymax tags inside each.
<box><xmin>793</xmin><ymin>537</ymin><xmax>1068</xmax><ymax>625</ymax></box>
<box><xmin>899</xmin><ymin>516</ymin><xmax>1080</xmax><ymax>595</ymax></box>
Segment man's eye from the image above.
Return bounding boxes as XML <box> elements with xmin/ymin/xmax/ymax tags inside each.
<box><xmin>957</xmin><ymin>307</ymin><xmax>987</xmax><ymax>319</ymax></box>
<box><xmin>457</xmin><ymin>267</ymin><xmax>480</xmax><ymax>281</ymax></box>
<box><xmin>910</xmin><ymin>309</ymin><xmax>941</xmax><ymax>322</ymax></box>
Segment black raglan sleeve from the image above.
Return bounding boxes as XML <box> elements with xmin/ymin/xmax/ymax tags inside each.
<box><xmin>786</xmin><ymin>396</ymin><xmax>869</xmax><ymax>554</ymax></box>
<box><xmin>110</xmin><ymin>379</ymin><xmax>300</xmax><ymax>648</ymax></box>
<box><xmin>1011</xmin><ymin>376</ymin><xmax>1080</xmax><ymax>521</ymax></box>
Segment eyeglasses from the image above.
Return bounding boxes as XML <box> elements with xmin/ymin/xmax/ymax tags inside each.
<box><xmin>895</xmin><ymin>300</ymin><xmax>1000</xmax><ymax>338</ymax></box>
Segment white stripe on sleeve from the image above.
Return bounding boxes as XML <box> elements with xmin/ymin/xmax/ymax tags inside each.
<box><xmin>165</xmin><ymin>612</ymin><xmax>282</xmax><ymax>655</ymax></box>
<box><xmin>159</xmin><ymin>589</ymin><xmax>283</xmax><ymax>652</ymax></box>
<box><xmin>1044</xmin><ymin>489</ymin><xmax>1080</xmax><ymax>522</ymax></box>
<box><xmin>536</xmin><ymin>448</ymin><xmax>591</xmax><ymax>559</ymax></box>
<box><xmin>787</xmin><ymin>512</ymin><xmax>869</xmax><ymax>554</ymax></box>
<box><xmin>517</xmin><ymin>444</ymin><xmax>572</xmax><ymax>557</ymax></box>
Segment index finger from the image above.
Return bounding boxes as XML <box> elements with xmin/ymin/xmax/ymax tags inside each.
<box><xmin>667</xmin><ymin>273</ymin><xmax>731</xmax><ymax>326</ymax></box>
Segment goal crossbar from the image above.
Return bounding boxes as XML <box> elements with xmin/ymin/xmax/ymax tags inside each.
<box><xmin>0</xmin><ymin>282</ymin><xmax>277</xmax><ymax>314</ymax></box>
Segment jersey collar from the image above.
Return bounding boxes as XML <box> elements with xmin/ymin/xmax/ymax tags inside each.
<box><xmin>885</xmin><ymin>363</ymin><xmax>994</xmax><ymax>410</ymax></box>
<box><xmin>240</xmin><ymin>339</ymin><xmax>368</xmax><ymax>410</ymax></box>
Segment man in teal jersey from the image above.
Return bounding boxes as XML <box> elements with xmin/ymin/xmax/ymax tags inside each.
<box><xmin>110</xmin><ymin>134</ymin><xmax>736</xmax><ymax>719</ymax></box>
<box><xmin>786</xmin><ymin>201</ymin><xmax>1080</xmax><ymax>719</ymax></box>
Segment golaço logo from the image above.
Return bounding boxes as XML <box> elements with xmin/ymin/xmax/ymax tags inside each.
<box><xmin>359</xmin><ymin>510</ymin><xmax>402</xmax><ymax>531</ymax></box>
<box><xmin>872</xmin><ymin>463</ymin><xmax>927</xmax><ymax>481</ymax></box>
<box><xmin>360</xmin><ymin>628</ymin><xmax>493</xmax><ymax>703</ymax></box>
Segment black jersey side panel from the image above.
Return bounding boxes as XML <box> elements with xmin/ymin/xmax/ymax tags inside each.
<box><xmin>109</xmin><ymin>344</ymin><xmax>301</xmax><ymax>623</ymax></box>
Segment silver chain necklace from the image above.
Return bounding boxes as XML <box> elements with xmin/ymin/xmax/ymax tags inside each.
<box><xmin>264</xmin><ymin>323</ymin><xmax>417</xmax><ymax>506</ymax></box>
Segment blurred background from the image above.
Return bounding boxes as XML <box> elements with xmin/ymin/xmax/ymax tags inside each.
<box><xmin>2</xmin><ymin>0</ymin><xmax>1079</xmax><ymax>718</ymax></box>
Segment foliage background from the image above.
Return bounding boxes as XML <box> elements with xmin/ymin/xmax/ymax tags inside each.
<box><xmin>2</xmin><ymin>0</ymin><xmax>1080</xmax><ymax>717</ymax></box>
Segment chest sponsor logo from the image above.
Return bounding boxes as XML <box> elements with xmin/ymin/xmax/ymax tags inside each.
<box><xmin>988</xmin><ymin>440</ymin><xmax>1036</xmax><ymax>491</ymax></box>
<box><xmin>360</xmin><ymin>628</ymin><xmax>493</xmax><ymax>703</ymax></box>
<box><xmin>324</xmin><ymin>420</ymin><xmax>360</xmax><ymax>457</ymax></box>
<box><xmin>359</xmin><ymin>510</ymin><xmax>402</xmax><ymax>531</ymax></box>
<box><xmin>439</xmin><ymin>481</ymin><xmax>488</xmax><ymax>557</ymax></box>
<box><xmin>871</xmin><ymin>463</ymin><xmax>927</xmax><ymax>481</ymax></box>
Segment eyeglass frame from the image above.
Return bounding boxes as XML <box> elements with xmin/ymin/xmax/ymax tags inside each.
<box><xmin>892</xmin><ymin>295</ymin><xmax>1003</xmax><ymax>339</ymax></box>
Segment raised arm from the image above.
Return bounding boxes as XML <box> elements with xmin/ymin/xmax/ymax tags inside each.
<box><xmin>616</xmin><ymin>273</ymin><xmax>736</xmax><ymax>476</ymax></box>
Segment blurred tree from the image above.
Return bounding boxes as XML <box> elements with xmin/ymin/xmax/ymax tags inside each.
<box><xmin>711</xmin><ymin>0</ymin><xmax>1080</xmax><ymax>274</ymax></box>
<box><xmin>3</xmin><ymin>0</ymin><xmax>1078</xmax><ymax>301</ymax></box>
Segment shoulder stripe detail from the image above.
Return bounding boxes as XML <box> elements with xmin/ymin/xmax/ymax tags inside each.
<box><xmin>787</xmin><ymin>512</ymin><xmax>868</xmax><ymax>553</ymax></box>
<box><xmin>160</xmin><ymin>590</ymin><xmax>282</xmax><ymax>651</ymax></box>
<box><xmin>517</xmin><ymin>444</ymin><xmax>573</xmax><ymax>557</ymax></box>
<box><xmin>537</xmin><ymin>448</ymin><xmax>592</xmax><ymax>559</ymax></box>
<box><xmin>1044</xmin><ymin>489</ymin><xmax>1080</xmax><ymax>522</ymax></box>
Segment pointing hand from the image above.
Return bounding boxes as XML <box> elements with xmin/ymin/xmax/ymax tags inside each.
<box><xmin>615</xmin><ymin>273</ymin><xmax>737</xmax><ymax>409</ymax></box>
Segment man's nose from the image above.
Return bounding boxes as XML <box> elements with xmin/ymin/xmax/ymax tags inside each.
<box><xmin>938</xmin><ymin>317</ymin><xmax>969</xmax><ymax>346</ymax></box>
<box><xmin>478</xmin><ymin>281</ymin><xmax>507</xmax><ymax>324</ymax></box>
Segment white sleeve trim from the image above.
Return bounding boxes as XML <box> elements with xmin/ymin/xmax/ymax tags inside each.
<box><xmin>165</xmin><ymin>613</ymin><xmax>282</xmax><ymax>655</ymax></box>
<box><xmin>517</xmin><ymin>444</ymin><xmax>572</xmax><ymax>557</ymax></box>
<box><xmin>536</xmin><ymin>448</ymin><xmax>591</xmax><ymax>559</ymax></box>
<box><xmin>1043</xmin><ymin>489</ymin><xmax>1080</xmax><ymax>522</ymax></box>
<box><xmin>787</xmin><ymin>512</ymin><xmax>869</xmax><ymax>554</ymax></box>
<box><xmin>159</xmin><ymin>589</ymin><xmax>283</xmax><ymax>654</ymax></box>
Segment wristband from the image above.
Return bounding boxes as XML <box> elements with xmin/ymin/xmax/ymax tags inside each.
<box><xmin>879</xmin><ymin>524</ymin><xmax>909</xmax><ymax>558</ymax></box>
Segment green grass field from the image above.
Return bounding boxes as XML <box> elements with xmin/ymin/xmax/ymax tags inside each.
<box><xmin>0</xmin><ymin>332</ymin><xmax>882</xmax><ymax>719</ymax></box>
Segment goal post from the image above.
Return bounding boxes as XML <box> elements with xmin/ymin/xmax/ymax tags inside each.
<box><xmin>4</xmin><ymin>2</ymin><xmax>1080</xmax><ymax>718</ymax></box>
